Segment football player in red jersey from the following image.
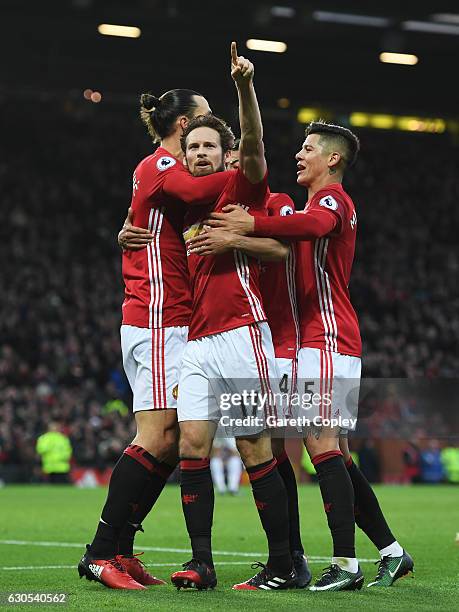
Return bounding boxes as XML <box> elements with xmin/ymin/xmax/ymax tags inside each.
<box><xmin>170</xmin><ymin>43</ymin><xmax>299</xmax><ymax>592</ymax></box>
<box><xmin>120</xmin><ymin>127</ymin><xmax>312</xmax><ymax>589</ymax></box>
<box><xmin>78</xmin><ymin>89</ymin><xmax>234</xmax><ymax>589</ymax></box>
<box><xmin>204</xmin><ymin>121</ymin><xmax>414</xmax><ymax>591</ymax></box>
<box><xmin>190</xmin><ymin>142</ymin><xmax>310</xmax><ymax>585</ymax></box>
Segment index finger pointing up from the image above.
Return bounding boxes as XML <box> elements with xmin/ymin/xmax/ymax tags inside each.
<box><xmin>231</xmin><ymin>41</ymin><xmax>238</xmax><ymax>65</ymax></box>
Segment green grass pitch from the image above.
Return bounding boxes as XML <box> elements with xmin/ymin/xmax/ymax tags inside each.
<box><xmin>0</xmin><ymin>484</ymin><xmax>457</xmax><ymax>611</ymax></box>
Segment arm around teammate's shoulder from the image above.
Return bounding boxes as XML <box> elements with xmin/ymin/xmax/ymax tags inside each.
<box><xmin>253</xmin><ymin>207</ymin><xmax>337</xmax><ymax>241</ymax></box>
<box><xmin>162</xmin><ymin>169</ymin><xmax>233</xmax><ymax>205</ymax></box>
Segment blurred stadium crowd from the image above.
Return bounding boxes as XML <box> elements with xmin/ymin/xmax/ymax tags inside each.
<box><xmin>0</xmin><ymin>98</ymin><xmax>458</xmax><ymax>480</ymax></box>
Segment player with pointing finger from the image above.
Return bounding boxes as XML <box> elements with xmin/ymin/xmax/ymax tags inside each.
<box><xmin>170</xmin><ymin>42</ymin><xmax>298</xmax><ymax>592</ymax></box>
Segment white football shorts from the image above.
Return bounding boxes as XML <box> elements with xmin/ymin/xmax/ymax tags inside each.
<box><xmin>275</xmin><ymin>357</ymin><xmax>298</xmax><ymax>393</ymax></box>
<box><xmin>177</xmin><ymin>322</ymin><xmax>278</xmax><ymax>435</ymax></box>
<box><xmin>297</xmin><ymin>347</ymin><xmax>361</xmax><ymax>432</ymax></box>
<box><xmin>274</xmin><ymin>356</ymin><xmax>299</xmax><ymax>419</ymax></box>
<box><xmin>121</xmin><ymin>324</ymin><xmax>188</xmax><ymax>412</ymax></box>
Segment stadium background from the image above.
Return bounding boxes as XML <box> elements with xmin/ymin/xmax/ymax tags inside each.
<box><xmin>1</xmin><ymin>1</ymin><xmax>458</xmax><ymax>608</ymax></box>
<box><xmin>0</xmin><ymin>3</ymin><xmax>458</xmax><ymax>607</ymax></box>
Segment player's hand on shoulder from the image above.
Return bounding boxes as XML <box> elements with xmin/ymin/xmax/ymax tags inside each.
<box><xmin>118</xmin><ymin>207</ymin><xmax>153</xmax><ymax>251</ymax></box>
<box><xmin>231</xmin><ymin>41</ymin><xmax>254</xmax><ymax>87</ymax></box>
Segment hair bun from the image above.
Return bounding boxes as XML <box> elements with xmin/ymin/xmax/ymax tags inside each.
<box><xmin>140</xmin><ymin>93</ymin><xmax>161</xmax><ymax>112</ymax></box>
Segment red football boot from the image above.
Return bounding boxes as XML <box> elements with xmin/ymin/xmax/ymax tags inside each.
<box><xmin>171</xmin><ymin>559</ymin><xmax>217</xmax><ymax>590</ymax></box>
<box><xmin>120</xmin><ymin>552</ymin><xmax>167</xmax><ymax>586</ymax></box>
<box><xmin>78</xmin><ymin>545</ymin><xmax>145</xmax><ymax>590</ymax></box>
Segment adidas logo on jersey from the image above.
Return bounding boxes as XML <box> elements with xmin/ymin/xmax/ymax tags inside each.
<box><xmin>132</xmin><ymin>172</ymin><xmax>140</xmax><ymax>194</ymax></box>
<box><xmin>89</xmin><ymin>563</ymin><xmax>104</xmax><ymax>579</ymax></box>
<box><xmin>350</xmin><ymin>210</ymin><xmax>357</xmax><ymax>229</ymax></box>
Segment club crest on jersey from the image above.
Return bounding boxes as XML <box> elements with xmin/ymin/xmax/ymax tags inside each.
<box><xmin>319</xmin><ymin>195</ymin><xmax>338</xmax><ymax>210</ymax></box>
<box><xmin>183</xmin><ymin>222</ymin><xmax>204</xmax><ymax>243</ymax></box>
<box><xmin>172</xmin><ymin>384</ymin><xmax>178</xmax><ymax>400</ymax></box>
<box><xmin>280</xmin><ymin>205</ymin><xmax>294</xmax><ymax>216</ymax></box>
<box><xmin>156</xmin><ymin>156</ymin><xmax>176</xmax><ymax>171</ymax></box>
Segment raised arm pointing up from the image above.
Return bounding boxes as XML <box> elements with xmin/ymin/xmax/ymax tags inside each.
<box><xmin>231</xmin><ymin>41</ymin><xmax>267</xmax><ymax>184</ymax></box>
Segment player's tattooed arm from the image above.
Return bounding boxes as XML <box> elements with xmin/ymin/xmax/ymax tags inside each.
<box><xmin>118</xmin><ymin>207</ymin><xmax>153</xmax><ymax>251</ymax></box>
<box><xmin>231</xmin><ymin>42</ymin><xmax>267</xmax><ymax>184</ymax></box>
<box><xmin>187</xmin><ymin>227</ymin><xmax>288</xmax><ymax>261</ymax></box>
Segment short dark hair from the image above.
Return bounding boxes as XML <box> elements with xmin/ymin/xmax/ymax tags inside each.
<box><xmin>180</xmin><ymin>114</ymin><xmax>235</xmax><ymax>154</ymax></box>
<box><xmin>232</xmin><ymin>138</ymin><xmax>241</xmax><ymax>151</ymax></box>
<box><xmin>140</xmin><ymin>89</ymin><xmax>203</xmax><ymax>143</ymax></box>
<box><xmin>305</xmin><ymin>120</ymin><xmax>360</xmax><ymax>167</ymax></box>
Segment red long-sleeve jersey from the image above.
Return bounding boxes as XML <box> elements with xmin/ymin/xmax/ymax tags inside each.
<box><xmin>260</xmin><ymin>193</ymin><xmax>300</xmax><ymax>358</ymax></box>
<box><xmin>122</xmin><ymin>147</ymin><xmax>233</xmax><ymax>328</ymax></box>
<box><xmin>254</xmin><ymin>183</ymin><xmax>361</xmax><ymax>356</ymax></box>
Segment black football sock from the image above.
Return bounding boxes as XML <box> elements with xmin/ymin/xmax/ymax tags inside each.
<box><xmin>247</xmin><ymin>458</ymin><xmax>292</xmax><ymax>575</ymax></box>
<box><xmin>90</xmin><ymin>444</ymin><xmax>163</xmax><ymax>558</ymax></box>
<box><xmin>275</xmin><ymin>450</ymin><xmax>304</xmax><ymax>555</ymax></box>
<box><xmin>180</xmin><ymin>457</ymin><xmax>214</xmax><ymax>568</ymax></box>
<box><xmin>312</xmin><ymin>451</ymin><xmax>355</xmax><ymax>559</ymax></box>
<box><xmin>345</xmin><ymin>457</ymin><xmax>395</xmax><ymax>550</ymax></box>
<box><xmin>118</xmin><ymin>459</ymin><xmax>176</xmax><ymax>556</ymax></box>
